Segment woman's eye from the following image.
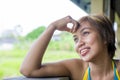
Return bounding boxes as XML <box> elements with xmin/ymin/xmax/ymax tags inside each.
<box><xmin>82</xmin><ymin>31</ymin><xmax>90</xmax><ymax>36</ymax></box>
<box><xmin>74</xmin><ymin>38</ymin><xmax>78</xmax><ymax>43</ymax></box>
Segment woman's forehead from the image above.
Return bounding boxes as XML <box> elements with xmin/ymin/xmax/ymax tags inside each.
<box><xmin>73</xmin><ymin>21</ymin><xmax>98</xmax><ymax>34</ymax></box>
<box><xmin>78</xmin><ymin>21</ymin><xmax>92</xmax><ymax>29</ymax></box>
<box><xmin>80</xmin><ymin>21</ymin><xmax>90</xmax><ymax>26</ymax></box>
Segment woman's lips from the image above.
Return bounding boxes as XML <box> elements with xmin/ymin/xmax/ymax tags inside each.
<box><xmin>80</xmin><ymin>47</ymin><xmax>90</xmax><ymax>56</ymax></box>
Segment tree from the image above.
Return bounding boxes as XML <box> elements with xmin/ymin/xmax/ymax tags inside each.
<box><xmin>25</xmin><ymin>26</ymin><xmax>46</xmax><ymax>40</ymax></box>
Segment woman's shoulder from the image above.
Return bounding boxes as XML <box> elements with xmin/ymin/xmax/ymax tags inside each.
<box><xmin>63</xmin><ymin>58</ymin><xmax>88</xmax><ymax>67</ymax></box>
<box><xmin>62</xmin><ymin>58</ymin><xmax>88</xmax><ymax>72</ymax></box>
<box><xmin>62</xmin><ymin>58</ymin><xmax>88</xmax><ymax>79</ymax></box>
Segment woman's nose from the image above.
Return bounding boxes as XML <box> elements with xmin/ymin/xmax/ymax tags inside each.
<box><xmin>77</xmin><ymin>39</ymin><xmax>85</xmax><ymax>47</ymax></box>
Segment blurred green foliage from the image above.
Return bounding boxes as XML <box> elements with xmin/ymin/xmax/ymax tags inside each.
<box><xmin>0</xmin><ymin>49</ymin><xmax>78</xmax><ymax>79</ymax></box>
<box><xmin>25</xmin><ymin>26</ymin><xmax>46</xmax><ymax>40</ymax></box>
<box><xmin>48</xmin><ymin>32</ymin><xmax>75</xmax><ymax>51</ymax></box>
<box><xmin>18</xmin><ymin>26</ymin><xmax>75</xmax><ymax>51</ymax></box>
<box><xmin>0</xmin><ymin>26</ymin><xmax>78</xmax><ymax>79</ymax></box>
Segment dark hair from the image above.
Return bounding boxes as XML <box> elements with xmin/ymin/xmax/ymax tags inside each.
<box><xmin>78</xmin><ymin>14</ymin><xmax>116</xmax><ymax>59</ymax></box>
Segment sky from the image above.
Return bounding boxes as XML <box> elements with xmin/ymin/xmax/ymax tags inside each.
<box><xmin>0</xmin><ymin>0</ymin><xmax>88</xmax><ymax>36</ymax></box>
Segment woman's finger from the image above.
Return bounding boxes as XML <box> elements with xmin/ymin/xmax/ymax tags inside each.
<box><xmin>70</xmin><ymin>20</ymin><xmax>79</xmax><ymax>33</ymax></box>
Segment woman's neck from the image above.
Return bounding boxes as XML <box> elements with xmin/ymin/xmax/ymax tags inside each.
<box><xmin>88</xmin><ymin>57</ymin><xmax>113</xmax><ymax>79</ymax></box>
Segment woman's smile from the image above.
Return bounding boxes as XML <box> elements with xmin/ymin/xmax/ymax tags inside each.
<box><xmin>80</xmin><ymin>47</ymin><xmax>90</xmax><ymax>56</ymax></box>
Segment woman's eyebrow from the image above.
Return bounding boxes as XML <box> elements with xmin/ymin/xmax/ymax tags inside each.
<box><xmin>80</xmin><ymin>27</ymin><xmax>91</xmax><ymax>32</ymax></box>
<box><xmin>72</xmin><ymin>27</ymin><xmax>92</xmax><ymax>38</ymax></box>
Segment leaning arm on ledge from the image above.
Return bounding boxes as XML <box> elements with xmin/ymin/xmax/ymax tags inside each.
<box><xmin>20</xmin><ymin>16</ymin><xmax>77</xmax><ymax>78</ymax></box>
<box><xmin>3</xmin><ymin>76</ymin><xmax>70</xmax><ymax>80</ymax></box>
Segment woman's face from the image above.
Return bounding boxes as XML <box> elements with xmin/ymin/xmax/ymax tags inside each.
<box><xmin>73</xmin><ymin>21</ymin><xmax>107</xmax><ymax>62</ymax></box>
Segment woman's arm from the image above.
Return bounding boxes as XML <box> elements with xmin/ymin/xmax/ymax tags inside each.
<box><xmin>20</xmin><ymin>16</ymin><xmax>78</xmax><ymax>77</ymax></box>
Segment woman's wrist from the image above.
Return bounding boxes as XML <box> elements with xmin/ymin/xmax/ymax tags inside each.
<box><xmin>47</xmin><ymin>24</ymin><xmax>57</xmax><ymax>31</ymax></box>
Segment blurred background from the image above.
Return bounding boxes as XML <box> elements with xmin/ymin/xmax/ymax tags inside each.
<box><xmin>0</xmin><ymin>0</ymin><xmax>120</xmax><ymax>79</ymax></box>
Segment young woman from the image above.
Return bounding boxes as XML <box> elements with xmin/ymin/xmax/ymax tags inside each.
<box><xmin>20</xmin><ymin>14</ymin><xmax>120</xmax><ymax>80</ymax></box>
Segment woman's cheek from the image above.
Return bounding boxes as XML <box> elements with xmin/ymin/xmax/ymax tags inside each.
<box><xmin>74</xmin><ymin>43</ymin><xmax>79</xmax><ymax>53</ymax></box>
<box><xmin>86</xmin><ymin>36</ymin><xmax>96</xmax><ymax>45</ymax></box>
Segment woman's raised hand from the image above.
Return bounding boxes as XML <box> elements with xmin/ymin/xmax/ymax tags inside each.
<box><xmin>49</xmin><ymin>16</ymin><xmax>79</xmax><ymax>33</ymax></box>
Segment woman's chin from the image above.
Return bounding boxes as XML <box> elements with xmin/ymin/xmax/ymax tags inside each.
<box><xmin>81</xmin><ymin>56</ymin><xmax>92</xmax><ymax>62</ymax></box>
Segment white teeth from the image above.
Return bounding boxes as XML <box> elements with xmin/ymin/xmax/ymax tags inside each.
<box><xmin>81</xmin><ymin>49</ymin><xmax>88</xmax><ymax>54</ymax></box>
